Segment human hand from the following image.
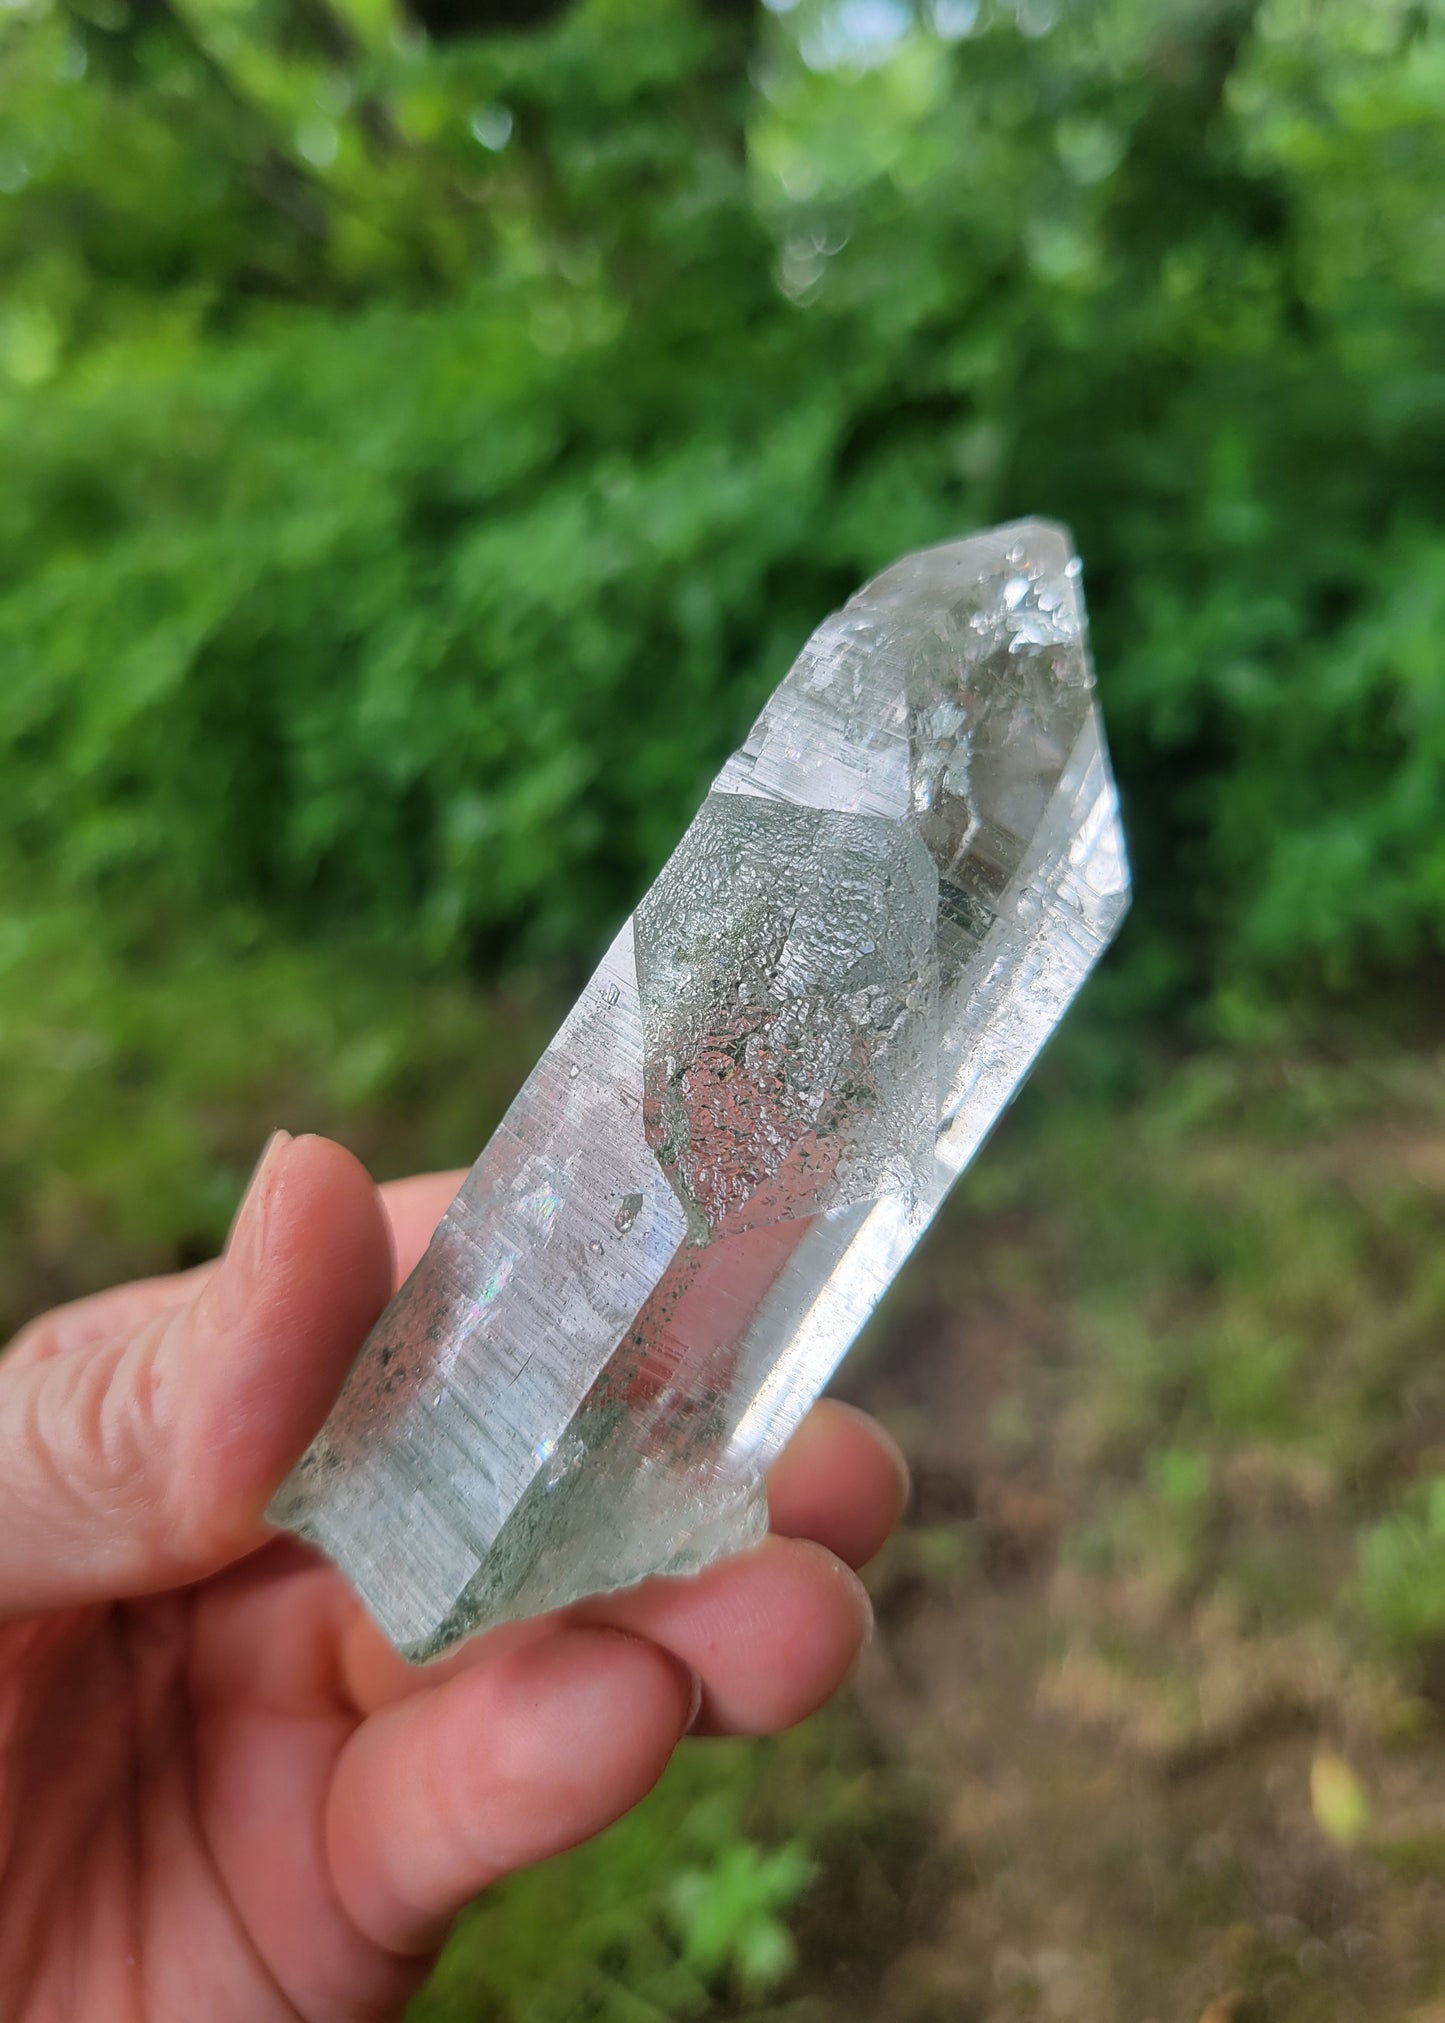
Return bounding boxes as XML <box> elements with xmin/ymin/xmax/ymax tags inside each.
<box><xmin>0</xmin><ymin>1133</ymin><xmax>907</xmax><ymax>2020</ymax></box>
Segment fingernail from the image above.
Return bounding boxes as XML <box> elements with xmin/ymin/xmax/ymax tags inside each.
<box><xmin>841</xmin><ymin>1556</ymin><xmax>876</xmax><ymax>1656</ymax></box>
<box><xmin>684</xmin><ymin>1670</ymin><xmax>704</xmax><ymax>1734</ymax></box>
<box><xmin>878</xmin><ymin>1422</ymin><xmax>913</xmax><ymax>1519</ymax></box>
<box><xmin>216</xmin><ymin>1131</ymin><xmax>292</xmax><ymax>1327</ymax></box>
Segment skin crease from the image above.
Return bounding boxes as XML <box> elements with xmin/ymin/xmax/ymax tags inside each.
<box><xmin>0</xmin><ymin>1134</ymin><xmax>909</xmax><ymax>2022</ymax></box>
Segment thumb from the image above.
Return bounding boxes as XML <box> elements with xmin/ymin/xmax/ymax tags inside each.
<box><xmin>0</xmin><ymin>1132</ymin><xmax>393</xmax><ymax>1619</ymax></box>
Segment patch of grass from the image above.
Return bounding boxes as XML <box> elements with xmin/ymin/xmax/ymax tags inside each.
<box><xmin>888</xmin><ymin>1039</ymin><xmax>1445</xmax><ymax>1787</ymax></box>
<box><xmin>0</xmin><ymin>885</ymin><xmax>550</xmax><ymax>1330</ymax></box>
<box><xmin>412</xmin><ymin>1718</ymin><xmax>930</xmax><ymax>2023</ymax></box>
<box><xmin>1359</xmin><ymin>1479</ymin><xmax>1445</xmax><ymax>1667</ymax></box>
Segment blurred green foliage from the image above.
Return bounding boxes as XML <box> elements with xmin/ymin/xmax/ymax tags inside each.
<box><xmin>1360</xmin><ymin>1476</ymin><xmax>1445</xmax><ymax>1661</ymax></box>
<box><xmin>1</xmin><ymin>0</ymin><xmax>1442</xmax><ymax>999</ymax></box>
<box><xmin>0</xmin><ymin>890</ymin><xmax>549</xmax><ymax>1322</ymax></box>
<box><xmin>409</xmin><ymin>1709</ymin><xmax>899</xmax><ymax>2021</ymax></box>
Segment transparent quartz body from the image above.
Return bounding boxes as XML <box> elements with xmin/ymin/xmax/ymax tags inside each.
<box><xmin>269</xmin><ymin>520</ymin><xmax>1130</xmax><ymax>1660</ymax></box>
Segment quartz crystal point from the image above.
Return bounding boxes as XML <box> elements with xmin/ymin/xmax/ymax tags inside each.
<box><xmin>269</xmin><ymin>520</ymin><xmax>1130</xmax><ymax>1660</ymax></box>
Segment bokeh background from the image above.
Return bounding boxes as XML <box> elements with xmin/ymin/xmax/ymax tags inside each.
<box><xmin>2</xmin><ymin>0</ymin><xmax>1444</xmax><ymax>2014</ymax></box>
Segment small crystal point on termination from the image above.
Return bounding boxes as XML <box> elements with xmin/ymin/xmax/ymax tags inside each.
<box><xmin>269</xmin><ymin>520</ymin><xmax>1130</xmax><ymax>1660</ymax></box>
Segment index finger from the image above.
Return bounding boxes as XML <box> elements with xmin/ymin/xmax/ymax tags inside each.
<box><xmin>377</xmin><ymin>1169</ymin><xmax>467</xmax><ymax>1286</ymax></box>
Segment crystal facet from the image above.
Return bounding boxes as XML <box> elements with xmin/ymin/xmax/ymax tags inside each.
<box><xmin>636</xmin><ymin>797</ymin><xmax>940</xmax><ymax>1244</ymax></box>
<box><xmin>269</xmin><ymin>520</ymin><xmax>1130</xmax><ymax>1660</ymax></box>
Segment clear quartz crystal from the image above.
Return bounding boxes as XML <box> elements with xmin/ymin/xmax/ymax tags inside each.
<box><xmin>269</xmin><ymin>520</ymin><xmax>1130</xmax><ymax>1659</ymax></box>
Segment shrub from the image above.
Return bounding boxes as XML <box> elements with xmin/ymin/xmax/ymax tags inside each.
<box><xmin>0</xmin><ymin>0</ymin><xmax>1440</xmax><ymax>1003</ymax></box>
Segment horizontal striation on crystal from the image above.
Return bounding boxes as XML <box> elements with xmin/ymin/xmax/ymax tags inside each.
<box><xmin>269</xmin><ymin>519</ymin><xmax>1130</xmax><ymax>1660</ymax></box>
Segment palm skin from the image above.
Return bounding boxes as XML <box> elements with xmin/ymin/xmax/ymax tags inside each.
<box><xmin>0</xmin><ymin>1135</ymin><xmax>906</xmax><ymax>2022</ymax></box>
